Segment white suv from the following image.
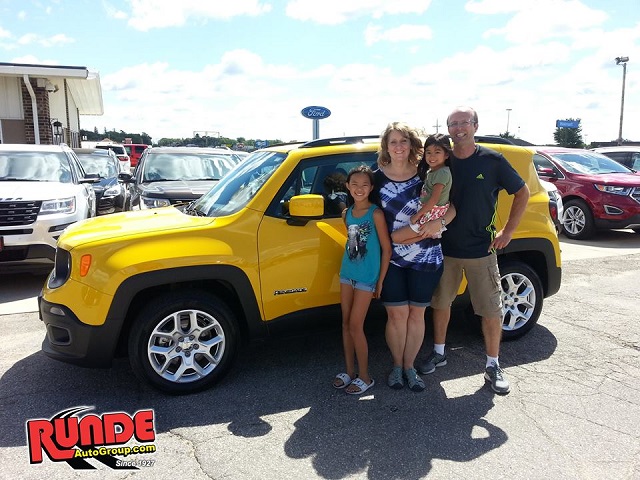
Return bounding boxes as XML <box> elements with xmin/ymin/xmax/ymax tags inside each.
<box><xmin>591</xmin><ymin>146</ymin><xmax>640</xmax><ymax>171</ymax></box>
<box><xmin>95</xmin><ymin>142</ymin><xmax>131</xmax><ymax>171</ymax></box>
<box><xmin>0</xmin><ymin>144</ymin><xmax>98</xmax><ymax>268</ymax></box>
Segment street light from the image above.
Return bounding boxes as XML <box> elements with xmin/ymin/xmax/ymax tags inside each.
<box><xmin>505</xmin><ymin>108</ymin><xmax>512</xmax><ymax>137</ymax></box>
<box><xmin>615</xmin><ymin>56</ymin><xmax>629</xmax><ymax>146</ymax></box>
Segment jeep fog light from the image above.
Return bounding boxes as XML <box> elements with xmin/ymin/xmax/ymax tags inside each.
<box><xmin>49</xmin><ymin>306</ymin><xmax>66</xmax><ymax>316</ymax></box>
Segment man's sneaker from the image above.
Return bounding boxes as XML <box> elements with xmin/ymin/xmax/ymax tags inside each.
<box><xmin>484</xmin><ymin>363</ymin><xmax>510</xmax><ymax>394</ymax></box>
<box><xmin>418</xmin><ymin>351</ymin><xmax>447</xmax><ymax>375</ymax></box>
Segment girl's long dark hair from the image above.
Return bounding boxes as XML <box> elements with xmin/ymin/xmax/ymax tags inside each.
<box><xmin>417</xmin><ymin>133</ymin><xmax>452</xmax><ymax>180</ymax></box>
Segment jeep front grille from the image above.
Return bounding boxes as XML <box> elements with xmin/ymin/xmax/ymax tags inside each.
<box><xmin>631</xmin><ymin>187</ymin><xmax>640</xmax><ymax>204</ymax></box>
<box><xmin>0</xmin><ymin>200</ymin><xmax>42</xmax><ymax>226</ymax></box>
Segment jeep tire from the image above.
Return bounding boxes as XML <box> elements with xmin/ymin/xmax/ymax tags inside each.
<box><xmin>499</xmin><ymin>260</ymin><xmax>544</xmax><ymax>340</ymax></box>
<box><xmin>128</xmin><ymin>291</ymin><xmax>238</xmax><ymax>394</ymax></box>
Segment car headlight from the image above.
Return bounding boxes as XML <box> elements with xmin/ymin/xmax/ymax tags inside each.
<box><xmin>40</xmin><ymin>197</ymin><xmax>76</xmax><ymax>215</ymax></box>
<box><xmin>141</xmin><ymin>196</ymin><xmax>171</xmax><ymax>209</ymax></box>
<box><xmin>103</xmin><ymin>184</ymin><xmax>123</xmax><ymax>198</ymax></box>
<box><xmin>594</xmin><ymin>184</ymin><xmax>632</xmax><ymax>196</ymax></box>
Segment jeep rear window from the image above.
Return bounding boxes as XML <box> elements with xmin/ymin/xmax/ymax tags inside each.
<box><xmin>191</xmin><ymin>151</ymin><xmax>285</xmax><ymax>216</ymax></box>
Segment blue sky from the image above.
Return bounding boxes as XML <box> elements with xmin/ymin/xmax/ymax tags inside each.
<box><xmin>1</xmin><ymin>0</ymin><xmax>638</xmax><ymax>145</ymax></box>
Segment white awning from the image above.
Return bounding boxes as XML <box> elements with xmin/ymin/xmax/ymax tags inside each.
<box><xmin>0</xmin><ymin>62</ymin><xmax>103</xmax><ymax>115</ymax></box>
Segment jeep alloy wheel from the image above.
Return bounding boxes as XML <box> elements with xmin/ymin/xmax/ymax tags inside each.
<box><xmin>499</xmin><ymin>261</ymin><xmax>543</xmax><ymax>340</ymax></box>
<box><xmin>129</xmin><ymin>292</ymin><xmax>238</xmax><ymax>394</ymax></box>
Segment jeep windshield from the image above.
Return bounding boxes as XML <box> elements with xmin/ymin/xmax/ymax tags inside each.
<box><xmin>190</xmin><ymin>151</ymin><xmax>285</xmax><ymax>216</ymax></box>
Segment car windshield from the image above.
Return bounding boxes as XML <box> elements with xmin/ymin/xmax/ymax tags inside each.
<box><xmin>190</xmin><ymin>151</ymin><xmax>285</xmax><ymax>217</ymax></box>
<box><xmin>0</xmin><ymin>151</ymin><xmax>72</xmax><ymax>182</ymax></box>
<box><xmin>142</xmin><ymin>152</ymin><xmax>243</xmax><ymax>182</ymax></box>
<box><xmin>76</xmin><ymin>155</ymin><xmax>118</xmax><ymax>178</ymax></box>
<box><xmin>551</xmin><ymin>151</ymin><xmax>632</xmax><ymax>174</ymax></box>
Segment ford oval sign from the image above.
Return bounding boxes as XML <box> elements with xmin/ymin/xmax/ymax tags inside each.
<box><xmin>301</xmin><ymin>106</ymin><xmax>331</xmax><ymax>119</ymax></box>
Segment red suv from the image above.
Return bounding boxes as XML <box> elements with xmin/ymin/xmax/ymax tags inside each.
<box><xmin>534</xmin><ymin>146</ymin><xmax>640</xmax><ymax>239</ymax></box>
<box><xmin>123</xmin><ymin>143</ymin><xmax>149</xmax><ymax>168</ymax></box>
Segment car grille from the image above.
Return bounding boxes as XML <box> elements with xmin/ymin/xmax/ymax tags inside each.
<box><xmin>0</xmin><ymin>200</ymin><xmax>42</xmax><ymax>226</ymax></box>
<box><xmin>632</xmin><ymin>187</ymin><xmax>640</xmax><ymax>204</ymax></box>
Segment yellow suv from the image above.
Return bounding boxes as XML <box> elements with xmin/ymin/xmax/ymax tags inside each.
<box><xmin>39</xmin><ymin>136</ymin><xmax>562</xmax><ymax>394</ymax></box>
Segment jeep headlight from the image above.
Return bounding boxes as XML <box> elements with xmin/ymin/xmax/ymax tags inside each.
<box><xmin>141</xmin><ymin>196</ymin><xmax>171</xmax><ymax>209</ymax></box>
<box><xmin>40</xmin><ymin>197</ymin><xmax>76</xmax><ymax>215</ymax></box>
<box><xmin>594</xmin><ymin>184</ymin><xmax>631</xmax><ymax>196</ymax></box>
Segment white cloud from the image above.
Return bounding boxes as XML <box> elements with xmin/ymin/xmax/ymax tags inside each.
<box><xmin>123</xmin><ymin>0</ymin><xmax>272</xmax><ymax>31</ymax></box>
<box><xmin>365</xmin><ymin>23</ymin><xmax>432</xmax><ymax>46</ymax></box>
<box><xmin>286</xmin><ymin>0</ymin><xmax>432</xmax><ymax>25</ymax></box>
<box><xmin>472</xmin><ymin>0</ymin><xmax>608</xmax><ymax>44</ymax></box>
<box><xmin>16</xmin><ymin>32</ymin><xmax>74</xmax><ymax>47</ymax></box>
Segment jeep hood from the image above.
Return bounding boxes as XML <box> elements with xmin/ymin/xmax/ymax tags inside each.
<box><xmin>59</xmin><ymin>207</ymin><xmax>213</xmax><ymax>248</ymax></box>
<box><xmin>0</xmin><ymin>180</ymin><xmax>82</xmax><ymax>199</ymax></box>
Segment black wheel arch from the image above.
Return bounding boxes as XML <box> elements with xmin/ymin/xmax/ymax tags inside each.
<box><xmin>107</xmin><ymin>265</ymin><xmax>266</xmax><ymax>358</ymax></box>
<box><xmin>497</xmin><ymin>237</ymin><xmax>562</xmax><ymax>298</ymax></box>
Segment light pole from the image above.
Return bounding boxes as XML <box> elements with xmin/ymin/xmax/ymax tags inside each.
<box><xmin>505</xmin><ymin>108</ymin><xmax>512</xmax><ymax>137</ymax></box>
<box><xmin>615</xmin><ymin>56</ymin><xmax>629</xmax><ymax>146</ymax></box>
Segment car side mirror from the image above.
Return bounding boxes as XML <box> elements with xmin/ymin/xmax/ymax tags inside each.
<box><xmin>537</xmin><ymin>167</ymin><xmax>556</xmax><ymax>178</ymax></box>
<box><xmin>118</xmin><ymin>172</ymin><xmax>134</xmax><ymax>183</ymax></box>
<box><xmin>81</xmin><ymin>173</ymin><xmax>101</xmax><ymax>184</ymax></box>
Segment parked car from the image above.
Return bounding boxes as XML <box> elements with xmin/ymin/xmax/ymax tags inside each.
<box><xmin>95</xmin><ymin>141</ymin><xmax>131</xmax><ymax>171</ymax></box>
<box><xmin>122</xmin><ymin>143</ymin><xmax>149</xmax><ymax>169</ymax></box>
<box><xmin>540</xmin><ymin>178</ymin><xmax>564</xmax><ymax>234</ymax></box>
<box><xmin>119</xmin><ymin>146</ymin><xmax>245</xmax><ymax>210</ymax></box>
<box><xmin>73</xmin><ymin>148</ymin><xmax>132</xmax><ymax>215</ymax></box>
<box><xmin>0</xmin><ymin>144</ymin><xmax>98</xmax><ymax>268</ymax></box>
<box><xmin>534</xmin><ymin>147</ymin><xmax>640</xmax><ymax>239</ymax></box>
<box><xmin>40</xmin><ymin>137</ymin><xmax>561</xmax><ymax>394</ymax></box>
<box><xmin>591</xmin><ymin>146</ymin><xmax>640</xmax><ymax>171</ymax></box>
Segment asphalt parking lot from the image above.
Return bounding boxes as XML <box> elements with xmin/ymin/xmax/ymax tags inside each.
<box><xmin>0</xmin><ymin>230</ymin><xmax>639</xmax><ymax>479</ymax></box>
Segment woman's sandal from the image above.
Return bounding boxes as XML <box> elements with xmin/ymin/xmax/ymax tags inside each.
<box><xmin>333</xmin><ymin>372</ymin><xmax>354</xmax><ymax>389</ymax></box>
<box><xmin>404</xmin><ymin>368</ymin><xmax>425</xmax><ymax>392</ymax></box>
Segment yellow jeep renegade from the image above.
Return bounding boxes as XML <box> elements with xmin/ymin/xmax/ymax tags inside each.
<box><xmin>40</xmin><ymin>136</ymin><xmax>561</xmax><ymax>394</ymax></box>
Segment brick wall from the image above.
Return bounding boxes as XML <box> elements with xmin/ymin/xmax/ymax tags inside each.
<box><xmin>20</xmin><ymin>79</ymin><xmax>54</xmax><ymax>145</ymax></box>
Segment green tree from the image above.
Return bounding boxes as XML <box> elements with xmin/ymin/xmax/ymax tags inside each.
<box><xmin>554</xmin><ymin>119</ymin><xmax>584</xmax><ymax>148</ymax></box>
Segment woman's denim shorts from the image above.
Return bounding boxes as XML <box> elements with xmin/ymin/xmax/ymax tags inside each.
<box><xmin>380</xmin><ymin>262</ymin><xmax>443</xmax><ymax>307</ymax></box>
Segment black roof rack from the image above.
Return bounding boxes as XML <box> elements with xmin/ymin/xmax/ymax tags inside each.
<box><xmin>300</xmin><ymin>135</ymin><xmax>380</xmax><ymax>148</ymax></box>
<box><xmin>475</xmin><ymin>135</ymin><xmax>515</xmax><ymax>145</ymax></box>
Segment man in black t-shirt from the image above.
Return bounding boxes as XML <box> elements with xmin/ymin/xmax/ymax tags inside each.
<box><xmin>420</xmin><ymin>106</ymin><xmax>530</xmax><ymax>394</ymax></box>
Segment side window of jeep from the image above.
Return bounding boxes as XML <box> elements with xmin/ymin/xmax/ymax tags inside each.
<box><xmin>269</xmin><ymin>153</ymin><xmax>378</xmax><ymax>219</ymax></box>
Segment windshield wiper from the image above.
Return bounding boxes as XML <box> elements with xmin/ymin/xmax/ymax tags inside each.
<box><xmin>0</xmin><ymin>178</ymin><xmax>46</xmax><ymax>181</ymax></box>
<box><xmin>183</xmin><ymin>202</ymin><xmax>207</xmax><ymax>216</ymax></box>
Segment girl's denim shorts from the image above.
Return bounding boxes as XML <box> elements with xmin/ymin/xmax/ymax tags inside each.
<box><xmin>340</xmin><ymin>276</ymin><xmax>376</xmax><ymax>293</ymax></box>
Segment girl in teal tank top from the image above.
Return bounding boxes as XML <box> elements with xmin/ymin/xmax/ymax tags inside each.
<box><xmin>333</xmin><ymin>166</ymin><xmax>392</xmax><ymax>395</ymax></box>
